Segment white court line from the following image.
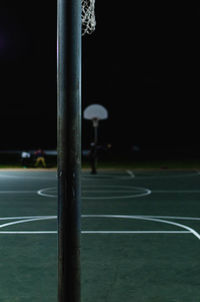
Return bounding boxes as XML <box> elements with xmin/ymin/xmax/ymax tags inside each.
<box><xmin>37</xmin><ymin>186</ymin><xmax>152</xmax><ymax>199</ymax></box>
<box><xmin>0</xmin><ymin>191</ymin><xmax>36</xmax><ymax>194</ymax></box>
<box><xmin>126</xmin><ymin>170</ymin><xmax>135</xmax><ymax>178</ymax></box>
<box><xmin>0</xmin><ymin>215</ymin><xmax>199</xmax><ymax>239</ymax></box>
<box><xmin>0</xmin><ymin>215</ymin><xmax>198</xmax><ymax>221</ymax></box>
<box><xmin>0</xmin><ymin>216</ymin><xmax>57</xmax><ymax>221</ymax></box>
<box><xmin>130</xmin><ymin>172</ymin><xmax>199</xmax><ymax>180</ymax></box>
<box><xmin>0</xmin><ymin>174</ymin><xmax>23</xmax><ymax>179</ymax></box>
<box><xmin>0</xmin><ymin>216</ymin><xmax>56</xmax><ymax>229</ymax></box>
<box><xmin>0</xmin><ymin>230</ymin><xmax>190</xmax><ymax>235</ymax></box>
<box><xmin>81</xmin><ymin>231</ymin><xmax>190</xmax><ymax>234</ymax></box>
<box><xmin>147</xmin><ymin>215</ymin><xmax>200</xmax><ymax>221</ymax></box>
<box><xmin>0</xmin><ymin>172</ymin><xmax>56</xmax><ymax>180</ymax></box>
<box><xmin>0</xmin><ymin>231</ymin><xmax>57</xmax><ymax>234</ymax></box>
<box><xmin>82</xmin><ymin>190</ymin><xmax>141</xmax><ymax>192</ymax></box>
<box><xmin>37</xmin><ymin>188</ymin><xmax>55</xmax><ymax>198</ymax></box>
<box><xmin>83</xmin><ymin>215</ymin><xmax>200</xmax><ymax>240</ymax></box>
<box><xmin>139</xmin><ymin>216</ymin><xmax>200</xmax><ymax>240</ymax></box>
<box><xmin>83</xmin><ymin>187</ymin><xmax>151</xmax><ymax>199</ymax></box>
<box><xmin>152</xmin><ymin>190</ymin><xmax>200</xmax><ymax>193</ymax></box>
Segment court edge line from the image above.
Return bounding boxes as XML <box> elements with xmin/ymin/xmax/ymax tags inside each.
<box><xmin>152</xmin><ymin>190</ymin><xmax>200</xmax><ymax>193</ymax></box>
<box><xmin>83</xmin><ymin>215</ymin><xmax>200</xmax><ymax>240</ymax></box>
<box><xmin>1</xmin><ymin>215</ymin><xmax>200</xmax><ymax>221</ymax></box>
<box><xmin>0</xmin><ymin>217</ymin><xmax>56</xmax><ymax>229</ymax></box>
<box><xmin>81</xmin><ymin>231</ymin><xmax>190</xmax><ymax>234</ymax></box>
<box><xmin>0</xmin><ymin>191</ymin><xmax>37</xmax><ymax>194</ymax></box>
<box><xmin>0</xmin><ymin>231</ymin><xmax>57</xmax><ymax>234</ymax></box>
<box><xmin>0</xmin><ymin>215</ymin><xmax>200</xmax><ymax>239</ymax></box>
<box><xmin>0</xmin><ymin>216</ymin><xmax>57</xmax><ymax>221</ymax></box>
<box><xmin>0</xmin><ymin>230</ymin><xmax>190</xmax><ymax>235</ymax></box>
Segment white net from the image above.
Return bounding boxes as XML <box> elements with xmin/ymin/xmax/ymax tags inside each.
<box><xmin>82</xmin><ymin>0</ymin><xmax>96</xmax><ymax>35</ymax></box>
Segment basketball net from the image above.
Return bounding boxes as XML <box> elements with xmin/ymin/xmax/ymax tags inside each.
<box><xmin>82</xmin><ymin>0</ymin><xmax>96</xmax><ymax>35</ymax></box>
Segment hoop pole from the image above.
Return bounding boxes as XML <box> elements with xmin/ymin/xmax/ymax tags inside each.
<box><xmin>91</xmin><ymin>120</ymin><xmax>98</xmax><ymax>174</ymax></box>
<box><xmin>94</xmin><ymin>126</ymin><xmax>97</xmax><ymax>144</ymax></box>
<box><xmin>57</xmin><ymin>0</ymin><xmax>81</xmax><ymax>301</ymax></box>
<box><xmin>93</xmin><ymin>124</ymin><xmax>98</xmax><ymax>145</ymax></box>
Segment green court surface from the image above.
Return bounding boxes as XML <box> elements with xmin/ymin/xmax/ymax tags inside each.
<box><xmin>0</xmin><ymin>169</ymin><xmax>200</xmax><ymax>301</ymax></box>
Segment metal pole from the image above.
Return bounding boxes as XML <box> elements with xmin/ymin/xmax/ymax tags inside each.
<box><xmin>94</xmin><ymin>125</ymin><xmax>98</xmax><ymax>145</ymax></box>
<box><xmin>57</xmin><ymin>0</ymin><xmax>81</xmax><ymax>301</ymax></box>
<box><xmin>93</xmin><ymin>123</ymin><xmax>98</xmax><ymax>174</ymax></box>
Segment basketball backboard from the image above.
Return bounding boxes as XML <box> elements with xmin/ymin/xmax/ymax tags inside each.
<box><xmin>83</xmin><ymin>104</ymin><xmax>108</xmax><ymax>120</ymax></box>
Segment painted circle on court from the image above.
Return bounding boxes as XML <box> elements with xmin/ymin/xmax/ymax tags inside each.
<box><xmin>37</xmin><ymin>185</ymin><xmax>151</xmax><ymax>199</ymax></box>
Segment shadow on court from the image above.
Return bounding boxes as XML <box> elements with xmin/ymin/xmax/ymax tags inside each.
<box><xmin>0</xmin><ymin>170</ymin><xmax>200</xmax><ymax>301</ymax></box>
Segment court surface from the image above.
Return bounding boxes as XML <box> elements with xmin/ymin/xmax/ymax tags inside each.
<box><xmin>0</xmin><ymin>169</ymin><xmax>200</xmax><ymax>301</ymax></box>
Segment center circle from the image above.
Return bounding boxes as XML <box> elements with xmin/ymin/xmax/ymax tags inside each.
<box><xmin>38</xmin><ymin>185</ymin><xmax>151</xmax><ymax>199</ymax></box>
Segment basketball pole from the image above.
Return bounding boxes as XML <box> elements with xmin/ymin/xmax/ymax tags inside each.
<box><xmin>92</xmin><ymin>119</ymin><xmax>98</xmax><ymax>174</ymax></box>
<box><xmin>57</xmin><ymin>0</ymin><xmax>82</xmax><ymax>301</ymax></box>
<box><xmin>93</xmin><ymin>119</ymin><xmax>98</xmax><ymax>145</ymax></box>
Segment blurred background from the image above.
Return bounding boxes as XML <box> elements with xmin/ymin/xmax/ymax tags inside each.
<box><xmin>0</xmin><ymin>2</ymin><xmax>200</xmax><ymax>166</ymax></box>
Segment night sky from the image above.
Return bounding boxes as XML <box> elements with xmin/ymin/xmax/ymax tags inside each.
<box><xmin>0</xmin><ymin>3</ymin><xmax>200</xmax><ymax>153</ymax></box>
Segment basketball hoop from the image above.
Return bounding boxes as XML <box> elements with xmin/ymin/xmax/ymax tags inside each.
<box><xmin>82</xmin><ymin>0</ymin><xmax>96</xmax><ymax>35</ymax></box>
<box><xmin>83</xmin><ymin>104</ymin><xmax>108</xmax><ymax>145</ymax></box>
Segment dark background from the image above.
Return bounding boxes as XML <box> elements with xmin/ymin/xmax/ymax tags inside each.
<box><xmin>0</xmin><ymin>2</ymin><xmax>200</xmax><ymax>158</ymax></box>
